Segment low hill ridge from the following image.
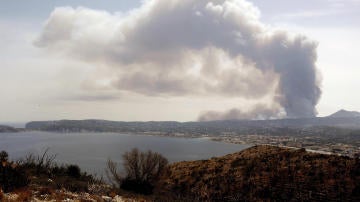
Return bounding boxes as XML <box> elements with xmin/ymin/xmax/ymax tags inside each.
<box><xmin>156</xmin><ymin>145</ymin><xmax>360</xmax><ymax>201</ymax></box>
<box><xmin>329</xmin><ymin>109</ymin><xmax>360</xmax><ymax>118</ymax></box>
<box><xmin>26</xmin><ymin>116</ymin><xmax>360</xmax><ymax>134</ymax></box>
<box><xmin>0</xmin><ymin>125</ymin><xmax>18</xmax><ymax>133</ymax></box>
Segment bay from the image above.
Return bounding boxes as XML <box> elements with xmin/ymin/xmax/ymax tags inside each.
<box><xmin>0</xmin><ymin>132</ymin><xmax>249</xmax><ymax>177</ymax></box>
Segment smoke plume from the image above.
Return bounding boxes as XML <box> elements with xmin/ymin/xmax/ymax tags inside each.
<box><xmin>198</xmin><ymin>104</ymin><xmax>284</xmax><ymax>121</ymax></box>
<box><xmin>35</xmin><ymin>0</ymin><xmax>321</xmax><ymax>120</ymax></box>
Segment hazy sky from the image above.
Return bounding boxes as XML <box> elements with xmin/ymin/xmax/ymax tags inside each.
<box><xmin>0</xmin><ymin>0</ymin><xmax>359</xmax><ymax>123</ymax></box>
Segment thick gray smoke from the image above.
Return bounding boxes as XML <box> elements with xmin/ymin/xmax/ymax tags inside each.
<box><xmin>35</xmin><ymin>0</ymin><xmax>321</xmax><ymax>120</ymax></box>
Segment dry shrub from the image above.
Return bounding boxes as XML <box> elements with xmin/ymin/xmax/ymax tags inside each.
<box><xmin>38</xmin><ymin>186</ymin><xmax>55</xmax><ymax>195</ymax></box>
<box><xmin>0</xmin><ymin>189</ymin><xmax>4</xmax><ymax>201</ymax></box>
<box><xmin>0</xmin><ymin>154</ymin><xmax>29</xmax><ymax>192</ymax></box>
<box><xmin>107</xmin><ymin>148</ymin><xmax>168</xmax><ymax>195</ymax></box>
<box><xmin>15</xmin><ymin>188</ymin><xmax>32</xmax><ymax>201</ymax></box>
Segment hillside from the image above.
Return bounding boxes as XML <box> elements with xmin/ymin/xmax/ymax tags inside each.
<box><xmin>155</xmin><ymin>145</ymin><xmax>360</xmax><ymax>201</ymax></box>
<box><xmin>1</xmin><ymin>145</ymin><xmax>359</xmax><ymax>201</ymax></box>
<box><xmin>329</xmin><ymin>109</ymin><xmax>360</xmax><ymax>118</ymax></box>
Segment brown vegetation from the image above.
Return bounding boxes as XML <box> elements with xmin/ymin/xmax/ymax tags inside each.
<box><xmin>155</xmin><ymin>145</ymin><xmax>360</xmax><ymax>201</ymax></box>
<box><xmin>0</xmin><ymin>149</ymin><xmax>101</xmax><ymax>195</ymax></box>
<box><xmin>1</xmin><ymin>146</ymin><xmax>359</xmax><ymax>201</ymax></box>
<box><xmin>107</xmin><ymin>148</ymin><xmax>168</xmax><ymax>195</ymax></box>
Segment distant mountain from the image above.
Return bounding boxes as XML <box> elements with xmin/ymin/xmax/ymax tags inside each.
<box><xmin>329</xmin><ymin>109</ymin><xmax>360</xmax><ymax>118</ymax></box>
<box><xmin>156</xmin><ymin>145</ymin><xmax>360</xmax><ymax>201</ymax></box>
<box><xmin>26</xmin><ymin>116</ymin><xmax>360</xmax><ymax>136</ymax></box>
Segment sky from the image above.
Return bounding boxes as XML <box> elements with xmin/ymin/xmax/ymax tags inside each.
<box><xmin>0</xmin><ymin>0</ymin><xmax>359</xmax><ymax>123</ymax></box>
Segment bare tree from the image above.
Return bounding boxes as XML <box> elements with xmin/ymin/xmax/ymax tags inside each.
<box><xmin>123</xmin><ymin>148</ymin><xmax>168</xmax><ymax>182</ymax></box>
<box><xmin>106</xmin><ymin>148</ymin><xmax>168</xmax><ymax>194</ymax></box>
<box><xmin>105</xmin><ymin>159</ymin><xmax>122</xmax><ymax>188</ymax></box>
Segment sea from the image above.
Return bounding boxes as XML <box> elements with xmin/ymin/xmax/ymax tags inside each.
<box><xmin>0</xmin><ymin>131</ymin><xmax>249</xmax><ymax>177</ymax></box>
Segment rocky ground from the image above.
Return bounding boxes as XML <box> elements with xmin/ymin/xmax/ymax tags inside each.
<box><xmin>0</xmin><ymin>188</ymin><xmax>142</xmax><ymax>202</ymax></box>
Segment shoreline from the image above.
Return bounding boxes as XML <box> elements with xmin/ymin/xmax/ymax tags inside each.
<box><xmin>5</xmin><ymin>130</ymin><xmax>358</xmax><ymax>157</ymax></box>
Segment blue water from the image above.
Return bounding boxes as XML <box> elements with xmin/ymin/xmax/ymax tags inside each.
<box><xmin>0</xmin><ymin>132</ymin><xmax>249</xmax><ymax>177</ymax></box>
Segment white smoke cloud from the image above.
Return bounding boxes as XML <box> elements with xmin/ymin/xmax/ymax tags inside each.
<box><xmin>35</xmin><ymin>0</ymin><xmax>321</xmax><ymax>120</ymax></box>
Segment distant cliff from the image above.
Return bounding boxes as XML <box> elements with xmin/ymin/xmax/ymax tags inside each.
<box><xmin>155</xmin><ymin>145</ymin><xmax>360</xmax><ymax>201</ymax></box>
